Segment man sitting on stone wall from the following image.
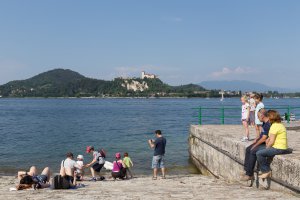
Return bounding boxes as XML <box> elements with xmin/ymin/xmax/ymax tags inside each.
<box><xmin>240</xmin><ymin>109</ymin><xmax>270</xmax><ymax>181</ymax></box>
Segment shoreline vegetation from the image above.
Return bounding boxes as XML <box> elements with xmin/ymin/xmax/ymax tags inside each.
<box><xmin>1</xmin><ymin>96</ymin><xmax>300</xmax><ymax>99</ymax></box>
<box><xmin>1</xmin><ymin>69</ymin><xmax>299</xmax><ymax>98</ymax></box>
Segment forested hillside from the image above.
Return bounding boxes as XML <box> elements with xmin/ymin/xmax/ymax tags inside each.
<box><xmin>0</xmin><ymin>69</ymin><xmax>212</xmax><ymax>98</ymax></box>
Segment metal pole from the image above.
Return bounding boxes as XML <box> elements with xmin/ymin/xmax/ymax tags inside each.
<box><xmin>198</xmin><ymin>107</ymin><xmax>202</xmax><ymax>125</ymax></box>
<box><xmin>221</xmin><ymin>107</ymin><xmax>225</xmax><ymax>124</ymax></box>
<box><xmin>287</xmin><ymin>106</ymin><xmax>290</xmax><ymax>124</ymax></box>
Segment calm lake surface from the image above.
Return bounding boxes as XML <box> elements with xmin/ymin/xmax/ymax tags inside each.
<box><xmin>0</xmin><ymin>98</ymin><xmax>299</xmax><ymax>175</ymax></box>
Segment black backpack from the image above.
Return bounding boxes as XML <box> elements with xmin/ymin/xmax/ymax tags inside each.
<box><xmin>98</xmin><ymin>149</ymin><xmax>106</xmax><ymax>158</ymax></box>
<box><xmin>97</xmin><ymin>149</ymin><xmax>106</xmax><ymax>164</ymax></box>
<box><xmin>53</xmin><ymin>175</ymin><xmax>71</xmax><ymax>189</ymax></box>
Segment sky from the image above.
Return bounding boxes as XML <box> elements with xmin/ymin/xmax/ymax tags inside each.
<box><xmin>0</xmin><ymin>0</ymin><xmax>300</xmax><ymax>88</ymax></box>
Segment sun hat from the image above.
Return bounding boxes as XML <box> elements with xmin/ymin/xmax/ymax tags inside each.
<box><xmin>86</xmin><ymin>146</ymin><xmax>94</xmax><ymax>153</ymax></box>
<box><xmin>77</xmin><ymin>155</ymin><xmax>84</xmax><ymax>160</ymax></box>
<box><xmin>115</xmin><ymin>152</ymin><xmax>121</xmax><ymax>159</ymax></box>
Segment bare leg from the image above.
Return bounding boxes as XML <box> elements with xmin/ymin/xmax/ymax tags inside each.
<box><xmin>153</xmin><ymin>168</ymin><xmax>158</xmax><ymax>178</ymax></box>
<box><xmin>255</xmin><ymin>125</ymin><xmax>260</xmax><ymax>138</ymax></box>
<box><xmin>41</xmin><ymin>167</ymin><xmax>51</xmax><ymax>182</ymax></box>
<box><xmin>29</xmin><ymin>166</ymin><xmax>37</xmax><ymax>176</ymax></box>
<box><xmin>90</xmin><ymin>167</ymin><xmax>95</xmax><ymax>178</ymax></box>
<box><xmin>243</xmin><ymin>121</ymin><xmax>249</xmax><ymax>138</ymax></box>
<box><xmin>161</xmin><ymin>168</ymin><xmax>165</xmax><ymax>177</ymax></box>
<box><xmin>17</xmin><ymin>171</ymin><xmax>25</xmax><ymax>180</ymax></box>
<box><xmin>80</xmin><ymin>170</ymin><xmax>85</xmax><ymax>180</ymax></box>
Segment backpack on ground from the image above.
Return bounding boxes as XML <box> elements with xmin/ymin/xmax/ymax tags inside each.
<box><xmin>53</xmin><ymin>175</ymin><xmax>71</xmax><ymax>189</ymax></box>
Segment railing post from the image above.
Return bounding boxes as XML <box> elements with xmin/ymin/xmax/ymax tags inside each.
<box><xmin>287</xmin><ymin>106</ymin><xmax>291</xmax><ymax>124</ymax></box>
<box><xmin>198</xmin><ymin>107</ymin><xmax>202</xmax><ymax>125</ymax></box>
<box><xmin>221</xmin><ymin>106</ymin><xmax>225</xmax><ymax>124</ymax></box>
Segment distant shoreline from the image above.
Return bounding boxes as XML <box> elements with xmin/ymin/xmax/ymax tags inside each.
<box><xmin>0</xmin><ymin>96</ymin><xmax>299</xmax><ymax>99</ymax></box>
<box><xmin>0</xmin><ymin>96</ymin><xmax>191</xmax><ymax>99</ymax></box>
<box><xmin>0</xmin><ymin>96</ymin><xmax>194</xmax><ymax>99</ymax></box>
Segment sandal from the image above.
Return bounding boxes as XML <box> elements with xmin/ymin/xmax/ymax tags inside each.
<box><xmin>152</xmin><ymin>177</ymin><xmax>157</xmax><ymax>180</ymax></box>
<box><xmin>258</xmin><ymin>171</ymin><xmax>272</xmax><ymax>179</ymax></box>
<box><xmin>162</xmin><ymin>176</ymin><xmax>166</xmax><ymax>179</ymax></box>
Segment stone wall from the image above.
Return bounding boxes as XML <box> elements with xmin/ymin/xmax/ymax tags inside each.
<box><xmin>189</xmin><ymin>125</ymin><xmax>300</xmax><ymax>193</ymax></box>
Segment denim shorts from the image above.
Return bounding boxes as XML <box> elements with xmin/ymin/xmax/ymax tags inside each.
<box><xmin>33</xmin><ymin>175</ymin><xmax>48</xmax><ymax>184</ymax></box>
<box><xmin>152</xmin><ymin>155</ymin><xmax>165</xmax><ymax>169</ymax></box>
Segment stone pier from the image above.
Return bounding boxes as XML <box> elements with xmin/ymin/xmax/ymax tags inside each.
<box><xmin>189</xmin><ymin>125</ymin><xmax>300</xmax><ymax>193</ymax></box>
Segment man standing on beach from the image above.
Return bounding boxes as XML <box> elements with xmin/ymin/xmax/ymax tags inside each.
<box><xmin>148</xmin><ymin>130</ymin><xmax>167</xmax><ymax>180</ymax></box>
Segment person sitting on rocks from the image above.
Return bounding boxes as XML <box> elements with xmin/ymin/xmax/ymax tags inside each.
<box><xmin>256</xmin><ymin>110</ymin><xmax>289</xmax><ymax>178</ymax></box>
<box><xmin>57</xmin><ymin>152</ymin><xmax>83</xmax><ymax>188</ymax></box>
<box><xmin>241</xmin><ymin>108</ymin><xmax>270</xmax><ymax>181</ymax></box>
<box><xmin>61</xmin><ymin>152</ymin><xmax>82</xmax><ymax>177</ymax></box>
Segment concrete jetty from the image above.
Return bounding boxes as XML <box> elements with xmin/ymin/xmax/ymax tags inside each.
<box><xmin>189</xmin><ymin>125</ymin><xmax>300</xmax><ymax>194</ymax></box>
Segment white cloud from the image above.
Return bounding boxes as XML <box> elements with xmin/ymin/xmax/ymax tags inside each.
<box><xmin>210</xmin><ymin>67</ymin><xmax>256</xmax><ymax>78</ymax></box>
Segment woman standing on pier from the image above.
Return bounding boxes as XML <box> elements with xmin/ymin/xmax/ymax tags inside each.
<box><xmin>256</xmin><ymin>110</ymin><xmax>289</xmax><ymax>178</ymax></box>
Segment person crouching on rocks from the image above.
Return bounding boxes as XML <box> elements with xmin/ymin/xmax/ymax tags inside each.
<box><xmin>111</xmin><ymin>152</ymin><xmax>126</xmax><ymax>180</ymax></box>
<box><xmin>85</xmin><ymin>146</ymin><xmax>104</xmax><ymax>181</ymax></box>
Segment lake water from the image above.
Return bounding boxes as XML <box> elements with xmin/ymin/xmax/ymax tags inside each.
<box><xmin>0</xmin><ymin>98</ymin><xmax>299</xmax><ymax>175</ymax></box>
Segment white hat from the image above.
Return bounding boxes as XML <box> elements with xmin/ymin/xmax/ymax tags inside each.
<box><xmin>77</xmin><ymin>155</ymin><xmax>84</xmax><ymax>160</ymax></box>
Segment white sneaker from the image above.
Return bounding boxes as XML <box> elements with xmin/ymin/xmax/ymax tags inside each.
<box><xmin>241</xmin><ymin>137</ymin><xmax>248</xmax><ymax>142</ymax></box>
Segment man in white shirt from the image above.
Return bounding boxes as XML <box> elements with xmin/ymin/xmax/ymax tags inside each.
<box><xmin>61</xmin><ymin>152</ymin><xmax>82</xmax><ymax>177</ymax></box>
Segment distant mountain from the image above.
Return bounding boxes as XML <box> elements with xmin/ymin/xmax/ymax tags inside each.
<box><xmin>199</xmin><ymin>80</ymin><xmax>295</xmax><ymax>93</ymax></box>
<box><xmin>0</xmin><ymin>68</ymin><xmax>209</xmax><ymax>98</ymax></box>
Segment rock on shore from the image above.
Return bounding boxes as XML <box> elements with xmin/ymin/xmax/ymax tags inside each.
<box><xmin>0</xmin><ymin>175</ymin><xmax>298</xmax><ymax>200</ymax></box>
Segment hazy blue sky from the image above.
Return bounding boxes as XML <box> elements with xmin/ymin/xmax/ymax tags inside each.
<box><xmin>0</xmin><ymin>0</ymin><xmax>299</xmax><ymax>88</ymax></box>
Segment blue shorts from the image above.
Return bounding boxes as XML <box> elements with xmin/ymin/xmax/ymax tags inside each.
<box><xmin>33</xmin><ymin>175</ymin><xmax>48</xmax><ymax>184</ymax></box>
<box><xmin>152</xmin><ymin>155</ymin><xmax>165</xmax><ymax>169</ymax></box>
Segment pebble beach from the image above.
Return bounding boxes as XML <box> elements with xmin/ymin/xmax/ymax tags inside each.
<box><xmin>1</xmin><ymin>174</ymin><xmax>298</xmax><ymax>200</ymax></box>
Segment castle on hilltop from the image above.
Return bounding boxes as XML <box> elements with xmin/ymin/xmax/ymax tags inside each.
<box><xmin>141</xmin><ymin>71</ymin><xmax>157</xmax><ymax>79</ymax></box>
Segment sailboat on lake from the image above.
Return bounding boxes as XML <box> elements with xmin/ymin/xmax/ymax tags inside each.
<box><xmin>219</xmin><ymin>91</ymin><xmax>225</xmax><ymax>101</ymax></box>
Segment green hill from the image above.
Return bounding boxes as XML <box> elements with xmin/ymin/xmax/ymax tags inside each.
<box><xmin>0</xmin><ymin>68</ymin><xmax>209</xmax><ymax>97</ymax></box>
